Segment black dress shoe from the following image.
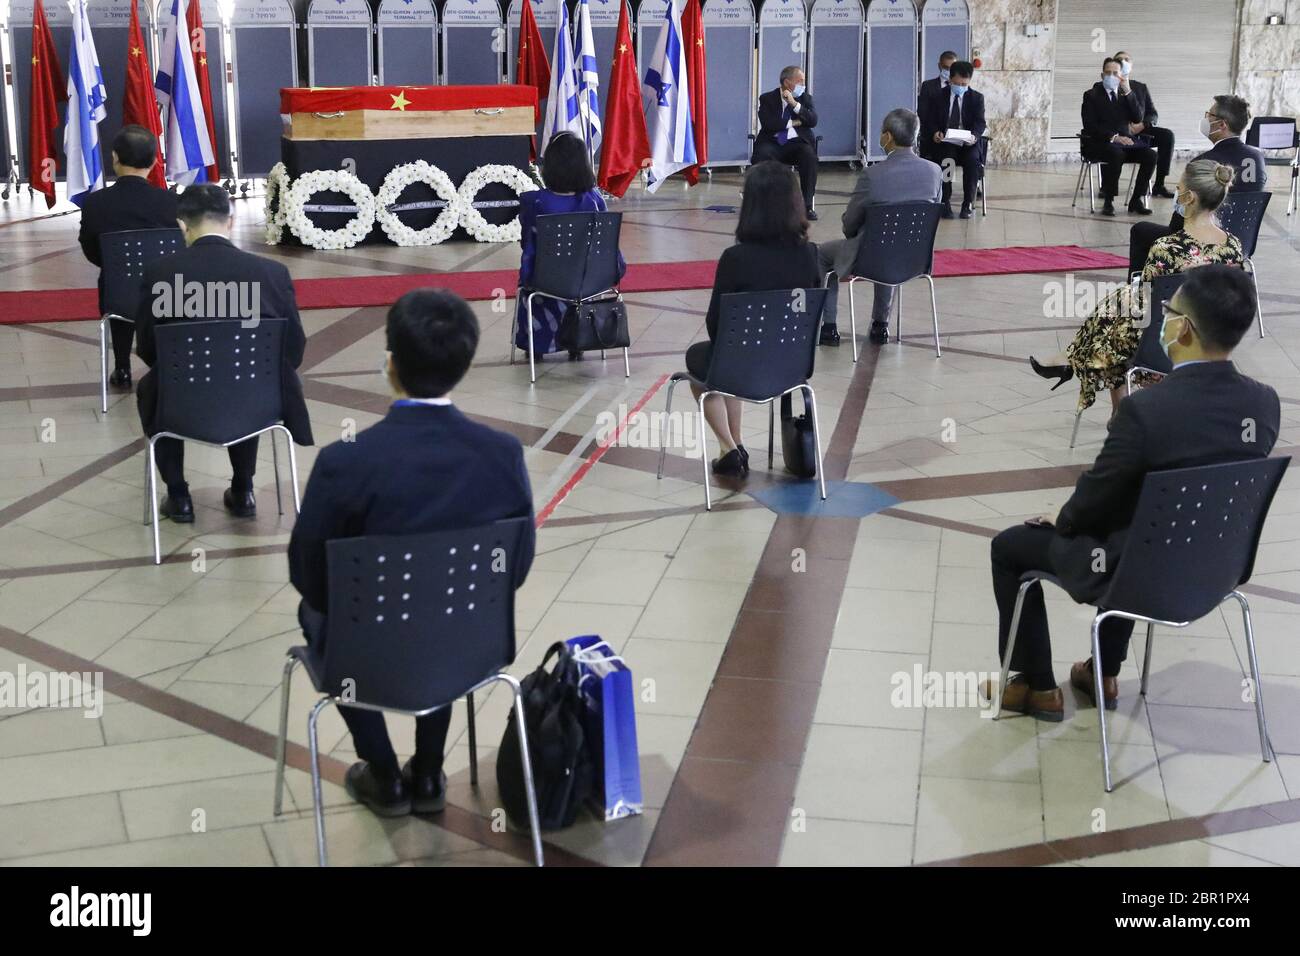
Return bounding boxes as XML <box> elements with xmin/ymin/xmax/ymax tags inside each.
<box><xmin>959</xmin><ymin>203</ymin><xmax>973</xmax><ymax>219</ymax></box>
<box><xmin>345</xmin><ymin>761</ymin><xmax>411</xmax><ymax>817</ymax></box>
<box><xmin>108</xmin><ymin>368</ymin><xmax>132</xmax><ymax>390</ymax></box>
<box><xmin>1101</xmin><ymin>199</ymin><xmax>1116</xmax><ymax>216</ymax></box>
<box><xmin>402</xmin><ymin>759</ymin><xmax>447</xmax><ymax>815</ymax></box>
<box><xmin>711</xmin><ymin>448</ymin><xmax>747</xmax><ymax>477</ymax></box>
<box><xmin>806</xmin><ymin>208</ymin><xmax>819</xmax><ymax>221</ymax></box>
<box><xmin>223</xmin><ymin>487</ymin><xmax>256</xmax><ymax>518</ymax></box>
<box><xmin>567</xmin><ymin>348</ymin><xmax>584</xmax><ymax>361</ymax></box>
<box><xmin>940</xmin><ymin>204</ymin><xmax>955</xmax><ymax>219</ymax></box>
<box><xmin>1151</xmin><ymin>184</ymin><xmax>1176</xmax><ymax>199</ymax></box>
<box><xmin>819</xmin><ymin>326</ymin><xmax>841</xmax><ymax>347</ymax></box>
<box><xmin>868</xmin><ymin>324</ymin><xmax>889</xmax><ymax>345</ymax></box>
<box><xmin>737</xmin><ymin>445</ymin><xmax>750</xmax><ymax>470</ymax></box>
<box><xmin>1128</xmin><ymin>198</ymin><xmax>1152</xmax><ymax>215</ymax></box>
<box><xmin>159</xmin><ymin>494</ymin><xmax>194</xmax><ymax>523</ymax></box>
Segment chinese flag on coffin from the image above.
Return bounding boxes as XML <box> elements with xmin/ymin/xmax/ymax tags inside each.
<box><xmin>186</xmin><ymin>0</ymin><xmax>221</xmax><ymax>183</ymax></box>
<box><xmin>679</xmin><ymin>0</ymin><xmax>708</xmax><ymax>185</ymax></box>
<box><xmin>27</xmin><ymin>0</ymin><xmax>63</xmax><ymax>208</ymax></box>
<box><xmin>596</xmin><ymin>1</ymin><xmax>650</xmax><ymax>198</ymax></box>
<box><xmin>123</xmin><ymin>0</ymin><xmax>166</xmax><ymax>188</ymax></box>
<box><xmin>515</xmin><ymin>0</ymin><xmax>550</xmax><ymax>161</ymax></box>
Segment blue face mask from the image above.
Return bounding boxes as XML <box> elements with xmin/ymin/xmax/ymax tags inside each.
<box><xmin>951</xmin><ymin>84</ymin><xmax>967</xmax><ymax>96</ymax></box>
<box><xmin>939</xmin><ymin>68</ymin><xmax>950</xmax><ymax>82</ymax></box>
<box><xmin>792</xmin><ymin>84</ymin><xmax>806</xmax><ymax>98</ymax></box>
<box><xmin>1102</xmin><ymin>74</ymin><xmax>1121</xmax><ymax>92</ymax></box>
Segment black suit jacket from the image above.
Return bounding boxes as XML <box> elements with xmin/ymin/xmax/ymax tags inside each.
<box><xmin>76</xmin><ymin>176</ymin><xmax>179</xmax><ymax>311</ymax></box>
<box><xmin>917</xmin><ymin>76</ymin><xmax>948</xmax><ymax>154</ymax></box>
<box><xmin>1081</xmin><ymin>82</ymin><xmax>1144</xmax><ymax>145</ymax></box>
<box><xmin>755</xmin><ymin>88</ymin><xmax>818</xmax><ymax>149</ymax></box>
<box><xmin>929</xmin><ymin>86</ymin><xmax>985</xmax><ymax>141</ymax></box>
<box><xmin>134</xmin><ymin>235</ymin><xmax>313</xmax><ymax>445</ymax></box>
<box><xmin>1167</xmin><ymin>136</ymin><xmax>1269</xmax><ymax>231</ymax></box>
<box><xmin>287</xmin><ymin>402</ymin><xmax>536</xmax><ymax>616</ymax></box>
<box><xmin>1127</xmin><ymin>79</ymin><xmax>1159</xmax><ymax>128</ymax></box>
<box><xmin>1049</xmin><ymin>361</ymin><xmax>1281</xmax><ymax>603</ymax></box>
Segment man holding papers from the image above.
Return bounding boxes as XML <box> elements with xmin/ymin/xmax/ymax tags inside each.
<box><xmin>920</xmin><ymin>60</ymin><xmax>985</xmax><ymax>219</ymax></box>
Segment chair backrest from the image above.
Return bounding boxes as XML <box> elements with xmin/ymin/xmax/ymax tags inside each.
<box><xmin>851</xmin><ymin>202</ymin><xmax>943</xmax><ymax>285</ymax></box>
<box><xmin>1127</xmin><ymin>271</ymin><xmax>1187</xmax><ymax>376</ymax></box>
<box><xmin>153</xmin><ymin>318</ymin><xmax>286</xmax><ymax>444</ymax></box>
<box><xmin>1102</xmin><ymin>457</ymin><xmax>1291</xmax><ymax>622</ymax></box>
<box><xmin>100</xmin><ymin>228</ymin><xmax>185</xmax><ymax>318</ymax></box>
<box><xmin>1245</xmin><ymin>116</ymin><xmax>1297</xmax><ymax>151</ymax></box>
<box><xmin>531</xmin><ymin>211</ymin><xmax>623</xmax><ymax>300</ymax></box>
<box><xmin>322</xmin><ymin>518</ymin><xmax>530</xmax><ymax>711</ymax></box>
<box><xmin>705</xmin><ymin>289</ymin><xmax>827</xmax><ymax>399</ymax></box>
<box><xmin>1215</xmin><ymin>191</ymin><xmax>1271</xmax><ymax>258</ymax></box>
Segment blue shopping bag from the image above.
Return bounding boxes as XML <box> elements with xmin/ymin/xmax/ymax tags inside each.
<box><xmin>565</xmin><ymin>635</ymin><xmax>644</xmax><ymax>821</ymax></box>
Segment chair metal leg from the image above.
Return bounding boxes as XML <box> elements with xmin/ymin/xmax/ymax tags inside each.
<box><xmin>847</xmin><ymin>276</ymin><xmax>860</xmax><ymax>363</ymax></box>
<box><xmin>993</xmin><ymin>579</ymin><xmax>1036</xmax><ymax>720</ymax></box>
<box><xmin>923</xmin><ymin>274</ymin><xmax>940</xmax><ymax>357</ymax></box>
<box><xmin>273</xmin><ymin>654</ymin><xmax>299</xmax><ymax>816</ymax></box>
<box><xmin>526</xmin><ymin>292</ymin><xmax>538</xmax><ymax>384</ymax></box>
<box><xmin>147</xmin><ymin>438</ymin><xmax>162</xmax><ymax>565</ymax></box>
<box><xmin>1088</xmin><ymin>163</ymin><xmax>1097</xmax><ymax>214</ymax></box>
<box><xmin>271</xmin><ymin>429</ymin><xmax>283</xmax><ymax>516</ymax></box>
<box><xmin>767</xmin><ymin>401</ymin><xmax>775</xmax><ymax>470</ymax></box>
<box><xmin>1068</xmin><ymin>410</ymin><xmax>1083</xmax><ymax>449</ymax></box>
<box><xmin>894</xmin><ymin>282</ymin><xmax>903</xmax><ymax>343</ymax></box>
<box><xmin>1139</xmin><ymin>622</ymin><xmax>1155</xmax><ymax>696</ymax></box>
<box><xmin>656</xmin><ymin>376</ymin><xmax>679</xmax><ymax>479</ymax></box>
<box><xmin>497</xmin><ymin>674</ymin><xmax>544</xmax><ymax>866</ymax></box>
<box><xmin>1092</xmin><ymin>614</ymin><xmax>1114</xmax><ymax>792</ymax></box>
<box><xmin>803</xmin><ymin>384</ymin><xmax>827</xmax><ymax>501</ymax></box>
<box><xmin>697</xmin><ymin>391</ymin><xmax>712</xmax><ymax>511</ymax></box>
<box><xmin>1228</xmin><ymin>590</ymin><xmax>1274</xmax><ymax>762</ymax></box>
<box><xmin>981</xmin><ymin>173</ymin><xmax>988</xmax><ymax>215</ymax></box>
<box><xmin>1246</xmin><ymin>259</ymin><xmax>1265</xmax><ymax>337</ymax></box>
<box><xmin>510</xmin><ymin>288</ymin><xmax>520</xmax><ymax>366</ymax></box>
<box><xmin>307</xmin><ymin>696</ymin><xmax>334</xmax><ymax>866</ymax></box>
<box><xmin>1072</xmin><ymin>159</ymin><xmax>1087</xmax><ymax>209</ymax></box>
<box><xmin>622</xmin><ymin>346</ymin><xmax>630</xmax><ymax>378</ymax></box>
<box><xmin>99</xmin><ymin>316</ymin><xmax>109</xmax><ymax>415</ymax></box>
<box><xmin>466</xmin><ymin>691</ymin><xmax>479</xmax><ymax>788</ymax></box>
<box><xmin>142</xmin><ymin>449</ymin><xmax>152</xmax><ymax>526</ymax></box>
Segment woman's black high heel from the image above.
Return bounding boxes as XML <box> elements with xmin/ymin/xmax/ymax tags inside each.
<box><xmin>1029</xmin><ymin>356</ymin><xmax>1074</xmax><ymax>391</ymax></box>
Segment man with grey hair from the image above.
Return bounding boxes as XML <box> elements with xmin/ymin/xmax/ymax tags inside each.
<box><xmin>814</xmin><ymin>108</ymin><xmax>942</xmax><ymax>347</ymax></box>
<box><xmin>752</xmin><ymin>65</ymin><xmax>820</xmax><ymax>219</ymax></box>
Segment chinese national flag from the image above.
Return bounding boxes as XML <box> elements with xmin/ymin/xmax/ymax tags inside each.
<box><xmin>596</xmin><ymin>2</ymin><xmax>650</xmax><ymax>197</ymax></box>
<box><xmin>27</xmin><ymin>0</ymin><xmax>63</xmax><ymax>208</ymax></box>
<box><xmin>516</xmin><ymin>0</ymin><xmax>550</xmax><ymax>161</ymax></box>
<box><xmin>680</xmin><ymin>0</ymin><xmax>708</xmax><ymax>186</ymax></box>
<box><xmin>186</xmin><ymin>0</ymin><xmax>221</xmax><ymax>183</ymax></box>
<box><xmin>123</xmin><ymin>0</ymin><xmax>166</xmax><ymax>188</ymax></box>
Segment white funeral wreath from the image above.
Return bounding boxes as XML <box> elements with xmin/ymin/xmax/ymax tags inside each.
<box><xmin>456</xmin><ymin>164</ymin><xmax>540</xmax><ymax>243</ymax></box>
<box><xmin>375</xmin><ymin>161</ymin><xmax>461</xmax><ymax>246</ymax></box>
<box><xmin>263</xmin><ymin>162</ymin><xmax>289</xmax><ymax>245</ymax></box>
<box><xmin>282</xmin><ymin>168</ymin><xmax>376</xmax><ymax>250</ymax></box>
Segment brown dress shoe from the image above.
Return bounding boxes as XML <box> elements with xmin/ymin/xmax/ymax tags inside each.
<box><xmin>981</xmin><ymin>674</ymin><xmax>1064</xmax><ymax>722</ymax></box>
<box><xmin>1070</xmin><ymin>658</ymin><xmax>1118</xmax><ymax>710</ymax></box>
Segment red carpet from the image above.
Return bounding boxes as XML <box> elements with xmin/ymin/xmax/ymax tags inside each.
<box><xmin>0</xmin><ymin>245</ymin><xmax>1126</xmax><ymax>325</ymax></box>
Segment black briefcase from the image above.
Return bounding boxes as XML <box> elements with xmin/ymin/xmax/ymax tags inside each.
<box><xmin>780</xmin><ymin>392</ymin><xmax>817</xmax><ymax>479</ymax></box>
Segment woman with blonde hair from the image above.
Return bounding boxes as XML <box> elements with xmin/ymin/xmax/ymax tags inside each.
<box><xmin>1030</xmin><ymin>159</ymin><xmax>1244</xmax><ymax>414</ymax></box>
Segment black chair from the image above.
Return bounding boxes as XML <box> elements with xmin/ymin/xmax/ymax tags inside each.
<box><xmin>992</xmin><ymin>457</ymin><xmax>1290</xmax><ymax>792</ymax></box>
<box><xmin>656</xmin><ymin>289</ymin><xmax>828</xmax><ymax>510</ymax></box>
<box><xmin>1071</xmin><ymin>131</ymin><xmax>1144</xmax><ymax>213</ymax></box>
<box><xmin>1067</xmin><ymin>272</ymin><xmax>1184</xmax><ymax>450</ymax></box>
<box><xmin>1244</xmin><ymin>115</ymin><xmax>1297</xmax><ymax>216</ymax></box>
<box><xmin>837</xmin><ymin>201</ymin><xmax>944</xmax><ymax>361</ymax></box>
<box><xmin>512</xmin><ymin>211</ymin><xmax>628</xmax><ymax>384</ymax></box>
<box><xmin>976</xmin><ymin>134</ymin><xmax>991</xmax><ymax>216</ymax></box>
<box><xmin>1215</xmin><ymin>191</ymin><xmax>1272</xmax><ymax>338</ymax></box>
<box><xmin>144</xmin><ymin>319</ymin><xmax>300</xmax><ymax>564</ymax></box>
<box><xmin>271</xmin><ymin>518</ymin><xmax>544</xmax><ymax>867</ymax></box>
<box><xmin>98</xmin><ymin>228</ymin><xmax>185</xmax><ymax>414</ymax></box>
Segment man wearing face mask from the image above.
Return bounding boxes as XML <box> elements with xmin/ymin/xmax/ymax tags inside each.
<box><xmin>1128</xmin><ymin>95</ymin><xmax>1267</xmax><ymax>274</ymax></box>
<box><xmin>917</xmin><ymin>50</ymin><xmax>958</xmax><ymax>163</ymax></box>
<box><xmin>1080</xmin><ymin>57</ymin><xmax>1157</xmax><ymax>216</ymax></box>
<box><xmin>926</xmin><ymin>60</ymin><xmax>985</xmax><ymax>219</ymax></box>
<box><xmin>985</xmin><ymin>265</ymin><xmax>1279</xmax><ymax>720</ymax></box>
<box><xmin>753</xmin><ymin>65</ymin><xmax>820</xmax><ymax>219</ymax></box>
<box><xmin>1113</xmin><ymin>52</ymin><xmax>1176</xmax><ymax>198</ymax></box>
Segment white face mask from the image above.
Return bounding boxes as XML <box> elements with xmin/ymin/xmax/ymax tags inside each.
<box><xmin>1160</xmin><ymin>314</ymin><xmax>1185</xmax><ymax>358</ymax></box>
<box><xmin>1199</xmin><ymin>114</ymin><xmax>1217</xmax><ymax>139</ymax></box>
<box><xmin>1119</xmin><ymin>60</ymin><xmax>1132</xmax><ymax>76</ymax></box>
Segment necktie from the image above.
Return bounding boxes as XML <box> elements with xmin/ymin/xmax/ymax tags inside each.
<box><xmin>949</xmin><ymin>95</ymin><xmax>961</xmax><ymax>129</ymax></box>
<box><xmin>777</xmin><ymin>103</ymin><xmax>793</xmax><ymax>145</ymax></box>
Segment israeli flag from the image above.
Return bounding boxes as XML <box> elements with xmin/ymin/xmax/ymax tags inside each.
<box><xmin>641</xmin><ymin>0</ymin><xmax>695</xmax><ymax>193</ymax></box>
<box><xmin>65</xmin><ymin>0</ymin><xmax>107</xmax><ymax>206</ymax></box>
<box><xmin>540</xmin><ymin>0</ymin><xmax>583</xmax><ymax>155</ymax></box>
<box><xmin>573</xmin><ymin>0</ymin><xmax>602</xmax><ymax>153</ymax></box>
<box><xmin>155</xmin><ymin>0</ymin><xmax>216</xmax><ymax>185</ymax></box>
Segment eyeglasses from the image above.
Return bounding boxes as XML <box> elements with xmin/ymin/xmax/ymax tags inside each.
<box><xmin>1160</xmin><ymin>301</ymin><xmax>1199</xmax><ymax>337</ymax></box>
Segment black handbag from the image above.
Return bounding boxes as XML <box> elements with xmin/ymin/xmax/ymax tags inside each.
<box><xmin>557</xmin><ymin>297</ymin><xmax>631</xmax><ymax>352</ymax></box>
<box><xmin>780</xmin><ymin>392</ymin><xmax>818</xmax><ymax>479</ymax></box>
<box><xmin>496</xmin><ymin>641</ymin><xmax>595</xmax><ymax>831</ymax></box>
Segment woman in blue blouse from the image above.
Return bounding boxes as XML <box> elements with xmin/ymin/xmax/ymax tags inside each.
<box><xmin>515</xmin><ymin>132</ymin><xmax>625</xmax><ymax>358</ymax></box>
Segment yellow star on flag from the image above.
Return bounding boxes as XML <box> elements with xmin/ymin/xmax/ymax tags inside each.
<box><xmin>619</xmin><ymin>43</ymin><xmax>628</xmax><ymax>54</ymax></box>
<box><xmin>390</xmin><ymin>90</ymin><xmax>411</xmax><ymax>111</ymax></box>
<box><xmin>131</xmin><ymin>46</ymin><xmax>142</xmax><ymax>57</ymax></box>
<box><xmin>32</xmin><ymin>56</ymin><xmax>39</xmax><ymax>65</ymax></box>
<box><xmin>199</xmin><ymin>56</ymin><xmax>208</xmax><ymax>66</ymax></box>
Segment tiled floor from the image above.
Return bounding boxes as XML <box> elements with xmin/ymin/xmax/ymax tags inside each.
<box><xmin>1</xmin><ymin>161</ymin><xmax>1299</xmax><ymax>866</ymax></box>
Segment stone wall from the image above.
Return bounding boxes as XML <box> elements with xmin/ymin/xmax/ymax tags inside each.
<box><xmin>969</xmin><ymin>0</ymin><xmax>1058</xmax><ymax>163</ymax></box>
<box><xmin>1234</xmin><ymin>0</ymin><xmax>1300</xmax><ymax>127</ymax></box>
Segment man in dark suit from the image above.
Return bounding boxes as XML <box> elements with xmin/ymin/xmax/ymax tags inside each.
<box><xmin>76</xmin><ymin>125</ymin><xmax>178</xmax><ymax>390</ymax></box>
<box><xmin>1114</xmin><ymin>52</ymin><xmax>1176</xmax><ymax>198</ymax></box>
<box><xmin>135</xmin><ymin>183</ymin><xmax>312</xmax><ymax>523</ymax></box>
<box><xmin>1080</xmin><ymin>57</ymin><xmax>1157</xmax><ymax>216</ymax></box>
<box><xmin>986</xmin><ymin>265</ymin><xmax>1280</xmax><ymax>720</ymax></box>
<box><xmin>752</xmin><ymin>65</ymin><xmax>819</xmax><ymax>219</ymax></box>
<box><xmin>921</xmin><ymin>60</ymin><xmax>985</xmax><ymax>218</ymax></box>
<box><xmin>1128</xmin><ymin>95</ymin><xmax>1268</xmax><ymax>273</ymax></box>
<box><xmin>917</xmin><ymin>49</ymin><xmax>958</xmax><ymax>163</ymax></box>
<box><xmin>288</xmin><ymin>290</ymin><xmax>536</xmax><ymax>817</ymax></box>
